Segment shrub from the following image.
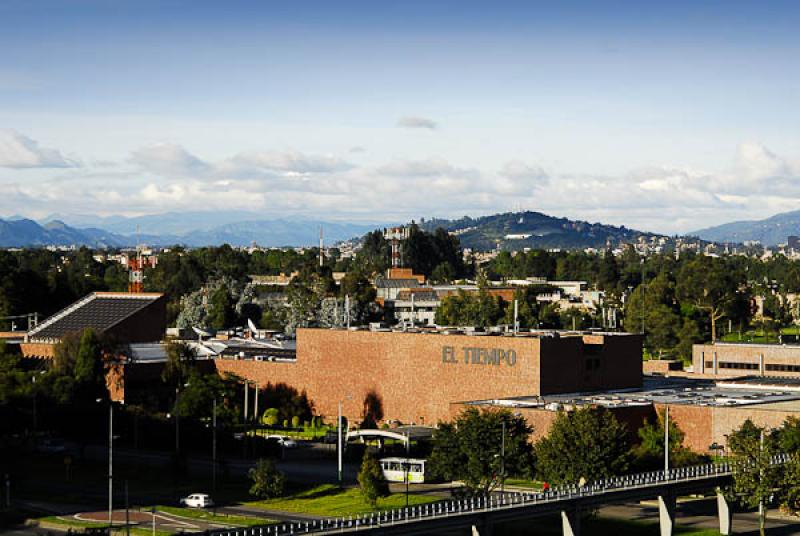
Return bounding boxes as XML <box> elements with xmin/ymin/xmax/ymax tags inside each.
<box><xmin>291</xmin><ymin>415</ymin><xmax>301</xmax><ymax>428</ymax></box>
<box><xmin>249</xmin><ymin>458</ymin><xmax>286</xmax><ymax>499</ymax></box>
<box><xmin>262</xmin><ymin>408</ymin><xmax>280</xmax><ymax>426</ymax></box>
<box><xmin>358</xmin><ymin>451</ymin><xmax>389</xmax><ymax>508</ymax></box>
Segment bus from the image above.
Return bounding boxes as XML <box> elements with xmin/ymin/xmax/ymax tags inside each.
<box><xmin>379</xmin><ymin>457</ymin><xmax>426</xmax><ymax>484</ymax></box>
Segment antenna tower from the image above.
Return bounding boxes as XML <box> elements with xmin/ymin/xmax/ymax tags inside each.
<box><xmin>128</xmin><ymin>226</ymin><xmax>144</xmax><ymax>293</ymax></box>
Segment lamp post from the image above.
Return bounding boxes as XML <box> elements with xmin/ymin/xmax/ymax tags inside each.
<box><xmin>500</xmin><ymin>419</ymin><xmax>506</xmax><ymax>494</ymax></box>
<box><xmin>96</xmin><ymin>398</ymin><xmax>116</xmax><ymax>531</ymax></box>
<box><xmin>212</xmin><ymin>398</ymin><xmax>217</xmax><ymax>491</ymax></box>
<box><xmin>337</xmin><ymin>400</ymin><xmax>343</xmax><ymax>486</ymax></box>
<box><xmin>337</xmin><ymin>395</ymin><xmax>353</xmax><ymax>486</ymax></box>
<box><xmin>405</xmin><ymin>431</ymin><xmax>410</xmax><ymax>506</ymax></box>
<box><xmin>664</xmin><ymin>405</ymin><xmax>669</xmax><ymax>474</ymax></box>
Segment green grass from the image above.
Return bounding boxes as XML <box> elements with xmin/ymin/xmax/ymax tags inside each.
<box><xmin>152</xmin><ymin>505</ymin><xmax>273</xmax><ymax>527</ymax></box>
<box><xmin>720</xmin><ymin>325</ymin><xmax>800</xmax><ymax>344</ymax></box>
<box><xmin>247</xmin><ymin>484</ymin><xmax>438</xmax><ymax>517</ymax></box>
<box><xmin>503</xmin><ymin>478</ymin><xmax>543</xmax><ymax>490</ymax></box>
<box><xmin>37</xmin><ymin>515</ymin><xmax>173</xmax><ymax>536</ymax></box>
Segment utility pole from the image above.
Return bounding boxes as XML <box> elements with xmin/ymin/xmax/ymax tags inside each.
<box><xmin>108</xmin><ymin>403</ymin><xmax>113</xmax><ymax>531</ymax></box>
<box><xmin>125</xmin><ymin>480</ymin><xmax>130</xmax><ymax>536</ymax></box>
<box><xmin>175</xmin><ymin>387</ymin><xmax>180</xmax><ymax>454</ymax></box>
<box><xmin>641</xmin><ymin>258</ymin><xmax>646</xmax><ymax>335</ymax></box>
<box><xmin>513</xmin><ymin>300</ymin><xmax>519</xmax><ymax>334</ymax></box>
<box><xmin>500</xmin><ymin>419</ymin><xmax>506</xmax><ymax>494</ymax></box>
<box><xmin>405</xmin><ymin>431</ymin><xmax>410</xmax><ymax>507</ymax></box>
<box><xmin>212</xmin><ymin>398</ymin><xmax>217</xmax><ymax>491</ymax></box>
<box><xmin>664</xmin><ymin>406</ymin><xmax>669</xmax><ymax>474</ymax></box>
<box><xmin>337</xmin><ymin>400</ymin><xmax>343</xmax><ymax>486</ymax></box>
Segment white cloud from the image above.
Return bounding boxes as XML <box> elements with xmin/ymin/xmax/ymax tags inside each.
<box><xmin>4</xmin><ymin>136</ymin><xmax>800</xmax><ymax>236</ymax></box>
<box><xmin>0</xmin><ymin>130</ymin><xmax>76</xmax><ymax>168</ymax></box>
<box><xmin>130</xmin><ymin>143</ymin><xmax>211</xmax><ymax>176</ymax></box>
<box><xmin>223</xmin><ymin>151</ymin><xmax>353</xmax><ymax>175</ymax></box>
<box><xmin>376</xmin><ymin>157</ymin><xmax>476</xmax><ymax>179</ymax></box>
<box><xmin>397</xmin><ymin>116</ymin><xmax>438</xmax><ymax>130</ymax></box>
<box><xmin>496</xmin><ymin>160</ymin><xmax>548</xmax><ymax>194</ymax></box>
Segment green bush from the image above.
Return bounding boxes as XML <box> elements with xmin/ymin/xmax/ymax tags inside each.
<box><xmin>249</xmin><ymin>458</ymin><xmax>287</xmax><ymax>499</ymax></box>
<box><xmin>262</xmin><ymin>408</ymin><xmax>280</xmax><ymax>426</ymax></box>
<box><xmin>291</xmin><ymin>415</ymin><xmax>300</xmax><ymax>428</ymax></box>
<box><xmin>282</xmin><ymin>419</ymin><xmax>289</xmax><ymax>428</ymax></box>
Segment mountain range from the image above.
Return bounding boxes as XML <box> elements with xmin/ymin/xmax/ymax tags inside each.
<box><xmin>690</xmin><ymin>210</ymin><xmax>800</xmax><ymax>246</ymax></box>
<box><xmin>418</xmin><ymin>211</ymin><xmax>666</xmax><ymax>251</ymax></box>
<box><xmin>0</xmin><ymin>214</ymin><xmax>383</xmax><ymax>248</ymax></box>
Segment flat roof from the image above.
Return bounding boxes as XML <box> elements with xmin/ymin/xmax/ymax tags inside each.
<box><xmin>462</xmin><ymin>375</ymin><xmax>800</xmax><ymax>410</ymax></box>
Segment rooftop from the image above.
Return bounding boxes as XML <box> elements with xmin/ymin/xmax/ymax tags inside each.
<box><xmin>27</xmin><ymin>292</ymin><xmax>163</xmax><ymax>342</ymax></box>
<box><xmin>462</xmin><ymin>375</ymin><xmax>800</xmax><ymax>410</ymax></box>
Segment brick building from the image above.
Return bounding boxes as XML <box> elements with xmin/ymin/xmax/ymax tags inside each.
<box><xmin>20</xmin><ymin>292</ymin><xmax>166</xmax><ymax>358</ymax></box>
<box><xmin>692</xmin><ymin>342</ymin><xmax>800</xmax><ymax>377</ymax></box>
<box><xmin>214</xmin><ymin>329</ymin><xmax>643</xmax><ymax>426</ymax></box>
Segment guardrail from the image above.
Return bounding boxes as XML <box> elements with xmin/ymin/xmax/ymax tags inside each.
<box><xmin>213</xmin><ymin>454</ymin><xmax>790</xmax><ymax>535</ymax></box>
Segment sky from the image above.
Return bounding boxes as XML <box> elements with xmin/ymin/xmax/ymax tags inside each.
<box><xmin>0</xmin><ymin>0</ymin><xmax>798</xmax><ymax>234</ymax></box>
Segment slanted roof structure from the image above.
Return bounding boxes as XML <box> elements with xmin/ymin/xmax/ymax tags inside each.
<box><xmin>27</xmin><ymin>292</ymin><xmax>166</xmax><ymax>343</ymax></box>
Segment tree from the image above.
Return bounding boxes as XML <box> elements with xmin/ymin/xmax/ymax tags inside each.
<box><xmin>728</xmin><ymin>420</ymin><xmax>781</xmax><ymax>536</ymax></box>
<box><xmin>358</xmin><ymin>451</ymin><xmax>389</xmax><ymax>507</ymax></box>
<box><xmin>74</xmin><ymin>329</ymin><xmax>102</xmax><ymax>385</ymax></box>
<box><xmin>677</xmin><ymin>256</ymin><xmax>745</xmax><ymax>341</ymax></box>
<box><xmin>427</xmin><ymin>408</ymin><xmax>534</xmax><ymax>495</ymax></box>
<box><xmin>535</xmin><ymin>407</ymin><xmax>630</xmax><ymax>486</ymax></box>
<box><xmin>208</xmin><ymin>284</ymin><xmax>237</xmax><ymax>330</ymax></box>
<box><xmin>249</xmin><ymin>458</ymin><xmax>286</xmax><ymax>499</ymax></box>
<box><xmin>162</xmin><ymin>341</ymin><xmax>195</xmax><ymax>389</ymax></box>
<box><xmin>632</xmin><ymin>409</ymin><xmax>700</xmax><ymax>470</ymax></box>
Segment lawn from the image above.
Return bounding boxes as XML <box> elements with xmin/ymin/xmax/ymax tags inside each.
<box><xmin>720</xmin><ymin>325</ymin><xmax>800</xmax><ymax>344</ymax></box>
<box><xmin>504</xmin><ymin>478</ymin><xmax>543</xmax><ymax>490</ymax></box>
<box><xmin>37</xmin><ymin>515</ymin><xmax>173</xmax><ymax>536</ymax></box>
<box><xmin>247</xmin><ymin>484</ymin><xmax>438</xmax><ymax>517</ymax></box>
<box><xmin>153</xmin><ymin>505</ymin><xmax>274</xmax><ymax>526</ymax></box>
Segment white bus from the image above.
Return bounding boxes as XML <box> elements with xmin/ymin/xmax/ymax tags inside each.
<box><xmin>379</xmin><ymin>457</ymin><xmax>426</xmax><ymax>484</ymax></box>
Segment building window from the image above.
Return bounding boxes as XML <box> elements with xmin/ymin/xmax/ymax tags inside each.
<box><xmin>718</xmin><ymin>362</ymin><xmax>759</xmax><ymax>370</ymax></box>
<box><xmin>765</xmin><ymin>363</ymin><xmax>800</xmax><ymax>373</ymax></box>
<box><xmin>705</xmin><ymin>361</ymin><xmax>713</xmax><ymax>369</ymax></box>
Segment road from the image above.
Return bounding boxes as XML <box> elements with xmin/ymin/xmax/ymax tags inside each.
<box><xmin>601</xmin><ymin>498</ymin><xmax>800</xmax><ymax>536</ymax></box>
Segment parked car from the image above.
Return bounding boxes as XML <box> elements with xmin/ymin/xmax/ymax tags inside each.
<box><xmin>266</xmin><ymin>435</ymin><xmax>298</xmax><ymax>449</ymax></box>
<box><xmin>180</xmin><ymin>493</ymin><xmax>214</xmax><ymax>508</ymax></box>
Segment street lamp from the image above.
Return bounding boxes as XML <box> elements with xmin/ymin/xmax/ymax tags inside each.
<box><xmin>212</xmin><ymin>397</ymin><xmax>217</xmax><ymax>491</ymax></box>
<box><xmin>337</xmin><ymin>395</ymin><xmax>352</xmax><ymax>486</ymax></box>
<box><xmin>98</xmin><ymin>398</ymin><xmax>123</xmax><ymax>531</ymax></box>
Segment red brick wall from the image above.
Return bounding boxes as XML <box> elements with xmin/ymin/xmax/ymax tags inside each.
<box><xmin>214</xmin><ymin>329</ymin><xmax>643</xmax><ymax>427</ymax></box>
<box><xmin>20</xmin><ymin>342</ymin><xmax>55</xmax><ymax>359</ymax></box>
<box><xmin>216</xmin><ymin>329</ymin><xmax>541</xmax><ymax>425</ymax></box>
<box><xmin>655</xmin><ymin>403</ymin><xmax>713</xmax><ymax>453</ymax></box>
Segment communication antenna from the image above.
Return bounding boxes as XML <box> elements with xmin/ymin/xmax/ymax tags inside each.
<box><xmin>128</xmin><ymin>225</ymin><xmax>144</xmax><ymax>293</ymax></box>
<box><xmin>319</xmin><ymin>225</ymin><xmax>324</xmax><ymax>268</ymax></box>
<box><xmin>247</xmin><ymin>318</ymin><xmax>259</xmax><ymax>337</ymax></box>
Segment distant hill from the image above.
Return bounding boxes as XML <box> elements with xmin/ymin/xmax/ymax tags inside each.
<box><xmin>418</xmin><ymin>211</ymin><xmax>665</xmax><ymax>250</ymax></box>
<box><xmin>0</xmin><ymin>218</ymin><xmax>131</xmax><ymax>248</ymax></box>
<box><xmin>0</xmin><ymin>214</ymin><xmax>386</xmax><ymax>248</ymax></box>
<box><xmin>690</xmin><ymin>210</ymin><xmax>800</xmax><ymax>246</ymax></box>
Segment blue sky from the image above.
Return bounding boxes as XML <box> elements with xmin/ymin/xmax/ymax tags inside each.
<box><xmin>0</xmin><ymin>0</ymin><xmax>798</xmax><ymax>233</ymax></box>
